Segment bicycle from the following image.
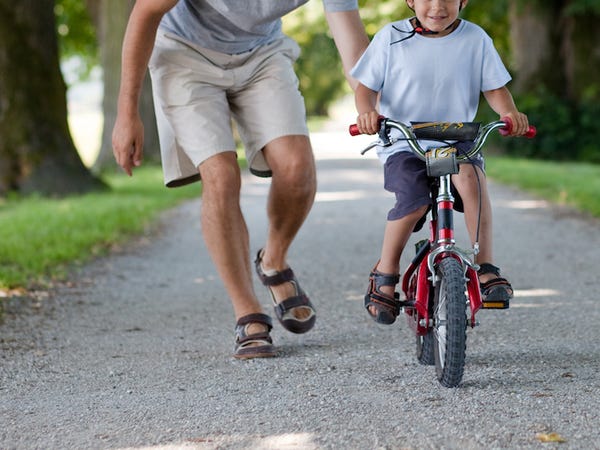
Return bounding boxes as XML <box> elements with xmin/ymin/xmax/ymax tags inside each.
<box><xmin>349</xmin><ymin>117</ymin><xmax>536</xmax><ymax>387</ymax></box>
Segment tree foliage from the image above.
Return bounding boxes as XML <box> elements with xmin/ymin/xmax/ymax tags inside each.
<box><xmin>498</xmin><ymin>0</ymin><xmax>600</xmax><ymax>162</ymax></box>
<box><xmin>55</xmin><ymin>0</ymin><xmax>98</xmax><ymax>81</ymax></box>
<box><xmin>52</xmin><ymin>0</ymin><xmax>600</xmax><ymax>163</ymax></box>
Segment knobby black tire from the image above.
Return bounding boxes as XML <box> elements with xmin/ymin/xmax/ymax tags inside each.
<box><xmin>416</xmin><ymin>331</ymin><xmax>435</xmax><ymax>365</ymax></box>
<box><xmin>433</xmin><ymin>257</ymin><xmax>467</xmax><ymax>387</ymax></box>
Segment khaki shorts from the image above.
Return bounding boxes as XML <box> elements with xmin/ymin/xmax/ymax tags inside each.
<box><xmin>149</xmin><ymin>32</ymin><xmax>309</xmax><ymax>187</ymax></box>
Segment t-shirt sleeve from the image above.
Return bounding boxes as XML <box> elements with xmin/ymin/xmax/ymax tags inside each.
<box><xmin>481</xmin><ymin>34</ymin><xmax>512</xmax><ymax>92</ymax></box>
<box><xmin>322</xmin><ymin>0</ymin><xmax>358</xmax><ymax>12</ymax></box>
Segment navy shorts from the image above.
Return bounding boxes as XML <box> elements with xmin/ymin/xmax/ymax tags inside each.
<box><xmin>383</xmin><ymin>145</ymin><xmax>485</xmax><ymax>229</ymax></box>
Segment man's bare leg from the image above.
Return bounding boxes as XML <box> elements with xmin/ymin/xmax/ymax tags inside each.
<box><xmin>258</xmin><ymin>135</ymin><xmax>317</xmax><ymax>318</ymax></box>
<box><xmin>198</xmin><ymin>152</ymin><xmax>265</xmax><ymax>324</ymax></box>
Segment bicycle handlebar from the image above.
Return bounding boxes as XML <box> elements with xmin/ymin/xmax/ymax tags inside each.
<box><xmin>498</xmin><ymin>116</ymin><xmax>537</xmax><ymax>139</ymax></box>
<box><xmin>349</xmin><ymin>117</ymin><xmax>536</xmax><ymax>160</ymax></box>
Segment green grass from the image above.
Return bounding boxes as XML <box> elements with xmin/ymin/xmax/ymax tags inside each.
<box><xmin>0</xmin><ymin>167</ymin><xmax>200</xmax><ymax>291</ymax></box>
<box><xmin>486</xmin><ymin>156</ymin><xmax>600</xmax><ymax>217</ymax></box>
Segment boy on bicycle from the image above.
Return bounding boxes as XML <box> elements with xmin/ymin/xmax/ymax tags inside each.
<box><xmin>352</xmin><ymin>0</ymin><xmax>530</xmax><ymax>324</ymax></box>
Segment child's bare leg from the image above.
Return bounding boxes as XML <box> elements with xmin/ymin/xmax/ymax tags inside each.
<box><xmin>453</xmin><ymin>163</ymin><xmax>513</xmax><ymax>306</ymax></box>
<box><xmin>452</xmin><ymin>164</ymin><xmax>497</xmax><ymax>282</ymax></box>
<box><xmin>370</xmin><ymin>206</ymin><xmax>428</xmax><ymax>304</ymax></box>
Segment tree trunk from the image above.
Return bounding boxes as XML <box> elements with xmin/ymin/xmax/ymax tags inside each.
<box><xmin>562</xmin><ymin>11</ymin><xmax>600</xmax><ymax>102</ymax></box>
<box><xmin>0</xmin><ymin>0</ymin><xmax>104</xmax><ymax>196</ymax></box>
<box><xmin>92</xmin><ymin>0</ymin><xmax>159</xmax><ymax>173</ymax></box>
<box><xmin>508</xmin><ymin>2</ymin><xmax>566</xmax><ymax>97</ymax></box>
<box><xmin>509</xmin><ymin>1</ymin><xmax>599</xmax><ymax>103</ymax></box>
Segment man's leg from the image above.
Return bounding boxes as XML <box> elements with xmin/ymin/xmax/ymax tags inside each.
<box><xmin>198</xmin><ymin>151</ymin><xmax>264</xmax><ymax>320</ymax></box>
<box><xmin>258</xmin><ymin>135</ymin><xmax>317</xmax><ymax>315</ymax></box>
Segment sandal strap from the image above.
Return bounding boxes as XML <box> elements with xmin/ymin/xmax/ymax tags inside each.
<box><xmin>364</xmin><ymin>263</ymin><xmax>402</xmax><ymax>322</ymax></box>
<box><xmin>478</xmin><ymin>263</ymin><xmax>501</xmax><ymax>277</ymax></box>
<box><xmin>480</xmin><ymin>277</ymin><xmax>512</xmax><ymax>292</ymax></box>
<box><xmin>371</xmin><ymin>271</ymin><xmax>400</xmax><ymax>287</ymax></box>
<box><xmin>259</xmin><ymin>267</ymin><xmax>295</xmax><ymax>286</ymax></box>
<box><xmin>255</xmin><ymin>249</ymin><xmax>296</xmax><ymax>286</ymax></box>
<box><xmin>274</xmin><ymin>294</ymin><xmax>310</xmax><ymax>317</ymax></box>
<box><xmin>236</xmin><ymin>313</ymin><xmax>273</xmax><ymax>330</ymax></box>
<box><xmin>367</xmin><ymin>291</ymin><xmax>400</xmax><ymax>311</ymax></box>
<box><xmin>237</xmin><ymin>332</ymin><xmax>273</xmax><ymax>346</ymax></box>
<box><xmin>235</xmin><ymin>314</ymin><xmax>274</xmax><ymax>346</ymax></box>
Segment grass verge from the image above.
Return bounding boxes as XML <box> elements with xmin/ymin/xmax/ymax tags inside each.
<box><xmin>0</xmin><ymin>167</ymin><xmax>200</xmax><ymax>293</ymax></box>
<box><xmin>485</xmin><ymin>156</ymin><xmax>600</xmax><ymax>217</ymax></box>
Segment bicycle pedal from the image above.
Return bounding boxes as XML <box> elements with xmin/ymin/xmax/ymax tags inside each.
<box><xmin>481</xmin><ymin>300</ymin><xmax>509</xmax><ymax>310</ymax></box>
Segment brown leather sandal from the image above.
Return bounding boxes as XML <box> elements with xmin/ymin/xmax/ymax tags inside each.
<box><xmin>233</xmin><ymin>313</ymin><xmax>277</xmax><ymax>359</ymax></box>
<box><xmin>478</xmin><ymin>263</ymin><xmax>513</xmax><ymax>309</ymax></box>
<box><xmin>255</xmin><ymin>249</ymin><xmax>316</xmax><ymax>334</ymax></box>
<box><xmin>364</xmin><ymin>262</ymin><xmax>402</xmax><ymax>324</ymax></box>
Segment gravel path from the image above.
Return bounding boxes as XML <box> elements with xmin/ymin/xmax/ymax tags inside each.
<box><xmin>1</xmin><ymin>128</ymin><xmax>599</xmax><ymax>450</ymax></box>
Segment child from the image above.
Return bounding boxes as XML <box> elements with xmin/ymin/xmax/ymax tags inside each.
<box><xmin>351</xmin><ymin>0</ymin><xmax>530</xmax><ymax>324</ymax></box>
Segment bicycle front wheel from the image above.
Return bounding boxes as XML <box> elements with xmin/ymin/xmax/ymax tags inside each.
<box><xmin>416</xmin><ymin>331</ymin><xmax>435</xmax><ymax>365</ymax></box>
<box><xmin>433</xmin><ymin>257</ymin><xmax>467</xmax><ymax>387</ymax></box>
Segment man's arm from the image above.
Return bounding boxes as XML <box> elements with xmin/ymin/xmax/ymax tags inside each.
<box><xmin>325</xmin><ymin>10</ymin><xmax>369</xmax><ymax>91</ymax></box>
<box><xmin>112</xmin><ymin>0</ymin><xmax>178</xmax><ymax>176</ymax></box>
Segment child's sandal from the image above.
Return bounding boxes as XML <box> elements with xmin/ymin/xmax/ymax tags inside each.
<box><xmin>364</xmin><ymin>262</ymin><xmax>401</xmax><ymax>324</ymax></box>
<box><xmin>478</xmin><ymin>263</ymin><xmax>513</xmax><ymax>309</ymax></box>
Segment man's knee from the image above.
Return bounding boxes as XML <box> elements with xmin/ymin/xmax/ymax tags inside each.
<box><xmin>264</xmin><ymin>135</ymin><xmax>316</xmax><ymax>182</ymax></box>
<box><xmin>199</xmin><ymin>152</ymin><xmax>242</xmax><ymax>197</ymax></box>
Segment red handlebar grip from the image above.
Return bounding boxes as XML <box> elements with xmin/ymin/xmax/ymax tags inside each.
<box><xmin>500</xmin><ymin>117</ymin><xmax>536</xmax><ymax>139</ymax></box>
<box><xmin>349</xmin><ymin>115</ymin><xmax>386</xmax><ymax>136</ymax></box>
<box><xmin>349</xmin><ymin>124</ymin><xmax>361</xmax><ymax>136</ymax></box>
<box><xmin>524</xmin><ymin>125</ymin><xmax>537</xmax><ymax>139</ymax></box>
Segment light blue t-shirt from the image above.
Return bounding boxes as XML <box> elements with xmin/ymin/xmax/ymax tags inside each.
<box><xmin>350</xmin><ymin>18</ymin><xmax>511</xmax><ymax>163</ymax></box>
<box><xmin>160</xmin><ymin>0</ymin><xmax>358</xmax><ymax>54</ymax></box>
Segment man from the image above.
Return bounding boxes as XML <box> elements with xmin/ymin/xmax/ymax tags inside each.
<box><xmin>112</xmin><ymin>0</ymin><xmax>368</xmax><ymax>359</ymax></box>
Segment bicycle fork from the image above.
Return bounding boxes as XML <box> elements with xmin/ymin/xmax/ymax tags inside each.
<box><xmin>402</xmin><ymin>174</ymin><xmax>482</xmax><ymax>332</ymax></box>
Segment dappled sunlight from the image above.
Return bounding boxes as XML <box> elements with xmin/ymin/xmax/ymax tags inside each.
<box><xmin>504</xmin><ymin>288</ymin><xmax>564</xmax><ymax>308</ymax></box>
<box><xmin>115</xmin><ymin>432</ymin><xmax>319</xmax><ymax>450</ymax></box>
<box><xmin>258</xmin><ymin>432</ymin><xmax>319</xmax><ymax>449</ymax></box>
<box><xmin>514</xmin><ymin>288</ymin><xmax>560</xmax><ymax>298</ymax></box>
<box><xmin>496</xmin><ymin>199</ymin><xmax>550</xmax><ymax>210</ymax></box>
<box><xmin>315</xmin><ymin>190</ymin><xmax>376</xmax><ymax>202</ymax></box>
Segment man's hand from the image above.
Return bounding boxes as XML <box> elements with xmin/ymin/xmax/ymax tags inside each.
<box><xmin>112</xmin><ymin>113</ymin><xmax>144</xmax><ymax>176</ymax></box>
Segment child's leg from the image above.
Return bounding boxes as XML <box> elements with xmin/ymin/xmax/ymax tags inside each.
<box><xmin>377</xmin><ymin>206</ymin><xmax>430</xmax><ymax>294</ymax></box>
<box><xmin>367</xmin><ymin>152</ymin><xmax>432</xmax><ymax>323</ymax></box>
<box><xmin>453</xmin><ymin>163</ymin><xmax>513</xmax><ymax>305</ymax></box>
<box><xmin>452</xmin><ymin>164</ymin><xmax>494</xmax><ymax>278</ymax></box>
<box><xmin>366</xmin><ymin>206</ymin><xmax>428</xmax><ymax>323</ymax></box>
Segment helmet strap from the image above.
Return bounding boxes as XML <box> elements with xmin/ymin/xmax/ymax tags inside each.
<box><xmin>413</xmin><ymin>17</ymin><xmax>460</xmax><ymax>35</ymax></box>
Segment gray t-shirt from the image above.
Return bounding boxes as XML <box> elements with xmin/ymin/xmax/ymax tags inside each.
<box><xmin>160</xmin><ymin>0</ymin><xmax>358</xmax><ymax>54</ymax></box>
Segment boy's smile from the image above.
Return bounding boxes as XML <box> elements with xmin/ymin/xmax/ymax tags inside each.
<box><xmin>406</xmin><ymin>0</ymin><xmax>467</xmax><ymax>36</ymax></box>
